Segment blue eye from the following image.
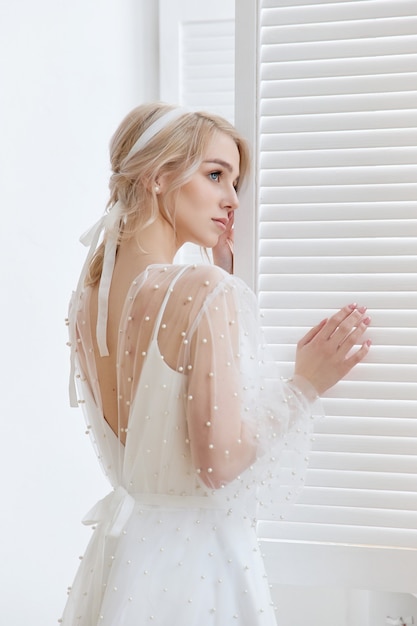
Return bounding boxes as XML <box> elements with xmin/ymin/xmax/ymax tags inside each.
<box><xmin>209</xmin><ymin>171</ymin><xmax>221</xmax><ymax>182</ymax></box>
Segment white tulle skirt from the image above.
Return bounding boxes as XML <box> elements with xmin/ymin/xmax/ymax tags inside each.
<box><xmin>60</xmin><ymin>497</ymin><xmax>278</xmax><ymax>626</ymax></box>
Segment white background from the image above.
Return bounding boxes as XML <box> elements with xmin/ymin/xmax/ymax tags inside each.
<box><xmin>0</xmin><ymin>1</ymin><xmax>158</xmax><ymax>623</ymax></box>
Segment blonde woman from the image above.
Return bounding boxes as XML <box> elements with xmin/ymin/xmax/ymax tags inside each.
<box><xmin>62</xmin><ymin>103</ymin><xmax>371</xmax><ymax>625</ymax></box>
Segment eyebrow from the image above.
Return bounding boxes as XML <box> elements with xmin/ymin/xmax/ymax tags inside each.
<box><xmin>203</xmin><ymin>158</ymin><xmax>234</xmax><ymax>173</ymax></box>
<box><xmin>203</xmin><ymin>158</ymin><xmax>240</xmax><ymax>186</ymax></box>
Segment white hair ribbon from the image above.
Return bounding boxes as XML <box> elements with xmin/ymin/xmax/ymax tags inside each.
<box><xmin>68</xmin><ymin>209</ymin><xmax>110</xmax><ymax>406</ymax></box>
<box><xmin>68</xmin><ymin>106</ymin><xmax>190</xmax><ymax>405</ymax></box>
<box><xmin>127</xmin><ymin>107</ymin><xmax>189</xmax><ymax>158</ymax></box>
<box><xmin>95</xmin><ymin>201</ymin><xmax>123</xmax><ymax>356</ymax></box>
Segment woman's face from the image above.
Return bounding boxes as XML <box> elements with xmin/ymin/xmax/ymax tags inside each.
<box><xmin>167</xmin><ymin>131</ymin><xmax>240</xmax><ymax>249</ymax></box>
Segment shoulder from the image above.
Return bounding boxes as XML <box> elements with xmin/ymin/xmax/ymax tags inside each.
<box><xmin>177</xmin><ymin>264</ymin><xmax>254</xmax><ymax>303</ymax></box>
<box><xmin>169</xmin><ymin>264</ymin><xmax>227</xmax><ymax>295</ymax></box>
<box><xmin>174</xmin><ymin>264</ymin><xmax>257</xmax><ymax>321</ymax></box>
<box><xmin>179</xmin><ymin>264</ymin><xmax>251</xmax><ymax>292</ymax></box>
<box><xmin>181</xmin><ymin>263</ymin><xmax>229</xmax><ymax>284</ymax></box>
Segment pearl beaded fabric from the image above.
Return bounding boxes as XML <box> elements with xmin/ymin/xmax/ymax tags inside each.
<box><xmin>61</xmin><ymin>264</ymin><xmax>321</xmax><ymax>625</ymax></box>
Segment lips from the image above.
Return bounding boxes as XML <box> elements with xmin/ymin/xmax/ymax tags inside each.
<box><xmin>212</xmin><ymin>218</ymin><xmax>228</xmax><ymax>229</ymax></box>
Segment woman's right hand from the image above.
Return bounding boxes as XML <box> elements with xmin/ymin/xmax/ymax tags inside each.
<box><xmin>294</xmin><ymin>304</ymin><xmax>372</xmax><ymax>396</ymax></box>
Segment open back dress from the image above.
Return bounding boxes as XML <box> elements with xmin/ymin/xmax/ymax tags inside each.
<box><xmin>61</xmin><ymin>263</ymin><xmax>319</xmax><ymax>626</ymax></box>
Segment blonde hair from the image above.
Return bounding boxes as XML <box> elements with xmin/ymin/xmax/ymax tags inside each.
<box><xmin>86</xmin><ymin>102</ymin><xmax>250</xmax><ymax>287</ymax></box>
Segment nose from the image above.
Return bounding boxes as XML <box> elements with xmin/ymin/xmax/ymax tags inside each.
<box><xmin>222</xmin><ymin>186</ymin><xmax>239</xmax><ymax>212</ymax></box>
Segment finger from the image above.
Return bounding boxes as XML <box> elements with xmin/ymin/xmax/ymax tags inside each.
<box><xmin>326</xmin><ymin>306</ymin><xmax>367</xmax><ymax>343</ymax></box>
<box><xmin>333</xmin><ymin>311</ymin><xmax>370</xmax><ymax>347</ymax></box>
<box><xmin>225</xmin><ymin>213</ymin><xmax>234</xmax><ymax>238</ymax></box>
<box><xmin>322</xmin><ymin>305</ymin><xmax>358</xmax><ymax>339</ymax></box>
<box><xmin>337</xmin><ymin>317</ymin><xmax>371</xmax><ymax>355</ymax></box>
<box><xmin>297</xmin><ymin>318</ymin><xmax>328</xmax><ymax>348</ymax></box>
<box><xmin>343</xmin><ymin>339</ymin><xmax>372</xmax><ymax>371</ymax></box>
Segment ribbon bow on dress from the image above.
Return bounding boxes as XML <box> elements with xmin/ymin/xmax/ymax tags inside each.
<box><xmin>82</xmin><ymin>485</ymin><xmax>136</xmax><ymax>539</ymax></box>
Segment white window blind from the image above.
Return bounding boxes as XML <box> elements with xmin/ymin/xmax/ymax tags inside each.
<box><xmin>236</xmin><ymin>0</ymin><xmax>417</xmax><ymax>590</ymax></box>
<box><xmin>179</xmin><ymin>18</ymin><xmax>235</xmax><ymax>123</ymax></box>
<box><xmin>159</xmin><ymin>0</ymin><xmax>235</xmax><ymax>264</ymax></box>
<box><xmin>159</xmin><ymin>0</ymin><xmax>234</xmax><ymax>121</ymax></box>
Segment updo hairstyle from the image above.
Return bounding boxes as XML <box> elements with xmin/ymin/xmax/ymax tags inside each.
<box><xmin>86</xmin><ymin>102</ymin><xmax>250</xmax><ymax>287</ymax></box>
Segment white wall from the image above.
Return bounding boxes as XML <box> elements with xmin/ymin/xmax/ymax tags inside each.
<box><xmin>0</xmin><ymin>1</ymin><xmax>158</xmax><ymax>623</ymax></box>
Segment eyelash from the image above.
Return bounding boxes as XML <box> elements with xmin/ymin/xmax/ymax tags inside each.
<box><xmin>209</xmin><ymin>171</ymin><xmax>221</xmax><ymax>182</ymax></box>
<box><xmin>209</xmin><ymin>170</ymin><xmax>238</xmax><ymax>191</ymax></box>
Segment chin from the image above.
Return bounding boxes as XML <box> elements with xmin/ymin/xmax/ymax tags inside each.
<box><xmin>191</xmin><ymin>236</ymin><xmax>219</xmax><ymax>249</ymax></box>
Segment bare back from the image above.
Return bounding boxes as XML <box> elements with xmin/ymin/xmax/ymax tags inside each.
<box><xmin>87</xmin><ymin>249</ymin><xmax>196</xmax><ymax>443</ymax></box>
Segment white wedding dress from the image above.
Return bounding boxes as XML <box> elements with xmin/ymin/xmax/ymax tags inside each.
<box><xmin>61</xmin><ymin>264</ymin><xmax>319</xmax><ymax>625</ymax></box>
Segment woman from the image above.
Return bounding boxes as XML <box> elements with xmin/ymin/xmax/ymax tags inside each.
<box><xmin>62</xmin><ymin>103</ymin><xmax>371</xmax><ymax>625</ymax></box>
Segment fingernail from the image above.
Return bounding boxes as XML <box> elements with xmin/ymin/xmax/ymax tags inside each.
<box><xmin>348</xmin><ymin>303</ymin><xmax>358</xmax><ymax>310</ymax></box>
<box><xmin>366</xmin><ymin>339</ymin><xmax>372</xmax><ymax>347</ymax></box>
<box><xmin>357</xmin><ymin>305</ymin><xmax>367</xmax><ymax>314</ymax></box>
<box><xmin>363</xmin><ymin>316</ymin><xmax>371</xmax><ymax>325</ymax></box>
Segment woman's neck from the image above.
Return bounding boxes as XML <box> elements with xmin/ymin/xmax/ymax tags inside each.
<box><xmin>121</xmin><ymin>217</ymin><xmax>178</xmax><ymax>269</ymax></box>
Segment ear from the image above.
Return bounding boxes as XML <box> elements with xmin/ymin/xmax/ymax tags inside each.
<box><xmin>152</xmin><ymin>172</ymin><xmax>169</xmax><ymax>195</ymax></box>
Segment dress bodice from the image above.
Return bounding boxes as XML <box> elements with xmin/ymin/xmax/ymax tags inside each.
<box><xmin>70</xmin><ymin>263</ymin><xmax>320</xmax><ymax>517</ymax></box>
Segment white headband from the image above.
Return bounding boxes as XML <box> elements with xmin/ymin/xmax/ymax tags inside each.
<box><xmin>68</xmin><ymin>105</ymin><xmax>189</xmax><ymax>406</ymax></box>
<box><xmin>127</xmin><ymin>107</ymin><xmax>189</xmax><ymax>158</ymax></box>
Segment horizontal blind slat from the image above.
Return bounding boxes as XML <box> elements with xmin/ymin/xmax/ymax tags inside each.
<box><xmin>262</xmin><ymin>53</ymin><xmax>417</xmax><ymax>81</ymax></box>
<box><xmin>261</xmin><ymin>111</ymin><xmax>417</xmax><ymax>133</ymax></box>
<box><xmin>260</xmin><ymin>202</ymin><xmax>417</xmax><ymax>220</ymax></box>
<box><xmin>182</xmin><ymin>20</ymin><xmax>234</xmax><ymax>37</ymax></box>
<box><xmin>259</xmin><ymin>292</ymin><xmax>414</xmax><ymax>309</ymax></box>
<box><xmin>260</xmin><ymin>169</ymin><xmax>417</xmax><ymax>186</ymax></box>
<box><xmin>262</xmin><ymin>42</ymin><xmax>417</xmax><ymax>64</ymax></box>
<box><xmin>261</xmin><ymin>2</ymin><xmax>417</xmax><ymax>26</ymax></box>
<box><xmin>268</xmin><ymin>348</ymin><xmax>416</xmax><ymax>366</ymax></box>
<box><xmin>262</xmin><ymin>17</ymin><xmax>417</xmax><ymax>44</ymax></box>
<box><xmin>312</xmin><ymin>434</ymin><xmax>417</xmax><ymax>454</ymax></box>
<box><xmin>260</xmin><ymin>186</ymin><xmax>417</xmax><ymax>203</ymax></box>
<box><xmin>260</xmin><ymin>309</ymin><xmax>417</xmax><ymax>328</ymax></box>
<box><xmin>258</xmin><ymin>238</ymin><xmax>417</xmax><ymax>255</ymax></box>
<box><xmin>295</xmin><ymin>486</ymin><xmax>417</xmax><ymax>509</ymax></box>
<box><xmin>258</xmin><ymin>273</ymin><xmax>417</xmax><ymax>290</ymax></box>
<box><xmin>262</xmin><ymin>78</ymin><xmax>417</xmax><ymax>99</ymax></box>
<box><xmin>261</xmin><ymin>147</ymin><xmax>417</xmax><ymax>168</ymax></box>
<box><xmin>258</xmin><ymin>256</ymin><xmax>417</xmax><ymax>272</ymax></box>
<box><xmin>322</xmin><ymin>399</ymin><xmax>417</xmax><ymax>419</ymax></box>
<box><xmin>261</xmin><ymin>129</ymin><xmax>417</xmax><ymax>150</ymax></box>
<box><xmin>258</xmin><ymin>519</ymin><xmax>417</xmax><ymax>547</ymax></box>
<box><xmin>315</xmin><ymin>416</ymin><xmax>417</xmax><ymax>436</ymax></box>
<box><xmin>309</xmin><ymin>451</ymin><xmax>417</xmax><ymax>472</ymax></box>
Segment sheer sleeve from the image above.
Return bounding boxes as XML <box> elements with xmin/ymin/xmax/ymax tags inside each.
<box><xmin>181</xmin><ymin>268</ymin><xmax>323</xmax><ymax>517</ymax></box>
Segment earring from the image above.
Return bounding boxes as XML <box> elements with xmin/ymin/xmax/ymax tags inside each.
<box><xmin>154</xmin><ymin>184</ymin><xmax>161</xmax><ymax>194</ymax></box>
